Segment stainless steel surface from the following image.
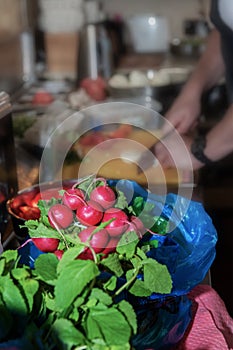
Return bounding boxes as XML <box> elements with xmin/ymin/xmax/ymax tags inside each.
<box><xmin>77</xmin><ymin>23</ymin><xmax>113</xmax><ymax>82</ymax></box>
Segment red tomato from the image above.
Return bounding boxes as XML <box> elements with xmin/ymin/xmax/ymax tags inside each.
<box><xmin>32</xmin><ymin>90</ymin><xmax>54</xmax><ymax>105</ymax></box>
<box><xmin>18</xmin><ymin>206</ymin><xmax>41</xmax><ymax>220</ymax></box>
<box><xmin>80</xmin><ymin>77</ymin><xmax>106</xmax><ymax>101</ymax></box>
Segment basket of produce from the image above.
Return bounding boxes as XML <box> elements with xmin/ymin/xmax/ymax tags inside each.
<box><xmin>1</xmin><ymin>176</ymin><xmax>217</xmax><ymax>349</ymax></box>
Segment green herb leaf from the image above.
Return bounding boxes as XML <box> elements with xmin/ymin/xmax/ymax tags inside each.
<box><xmin>54</xmin><ymin>259</ymin><xmax>99</xmax><ymax>311</ymax></box>
<box><xmin>0</xmin><ymin>275</ymin><xmax>28</xmax><ymax>315</ymax></box>
<box><xmin>114</xmin><ymin>189</ymin><xmax>129</xmax><ymax>210</ymax></box>
<box><xmin>89</xmin><ymin>288</ymin><xmax>112</xmax><ymax>306</ymax></box>
<box><xmin>11</xmin><ymin>268</ymin><xmax>39</xmax><ymax>313</ymax></box>
<box><xmin>86</xmin><ymin>304</ymin><xmax>132</xmax><ymax>346</ymax></box>
<box><xmin>128</xmin><ymin>277</ymin><xmax>152</xmax><ymax>297</ymax></box>
<box><xmin>103</xmin><ymin>275</ymin><xmax>117</xmax><ymax>292</ymax></box>
<box><xmin>0</xmin><ymin>250</ymin><xmax>18</xmax><ymax>275</ymax></box>
<box><xmin>117</xmin><ymin>300</ymin><xmax>137</xmax><ymax>334</ymax></box>
<box><xmin>24</xmin><ymin>220</ymin><xmax>60</xmax><ymax>239</ymax></box>
<box><xmin>57</xmin><ymin>247</ymin><xmax>84</xmax><ymax>274</ymax></box>
<box><xmin>100</xmin><ymin>253</ymin><xmax>123</xmax><ymax>277</ymax></box>
<box><xmin>34</xmin><ymin>253</ymin><xmax>58</xmax><ymax>284</ymax></box>
<box><xmin>143</xmin><ymin>258</ymin><xmax>172</xmax><ymax>294</ymax></box>
<box><xmin>117</xmin><ymin>231</ymin><xmax>139</xmax><ymax>259</ymax></box>
<box><xmin>51</xmin><ymin>318</ymin><xmax>85</xmax><ymax>349</ymax></box>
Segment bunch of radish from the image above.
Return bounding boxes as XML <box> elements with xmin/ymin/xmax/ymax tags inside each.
<box><xmin>28</xmin><ymin>176</ymin><xmax>146</xmax><ymax>261</ymax></box>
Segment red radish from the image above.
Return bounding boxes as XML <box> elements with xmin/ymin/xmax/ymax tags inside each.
<box><xmin>90</xmin><ymin>185</ymin><xmax>116</xmax><ymax>209</ymax></box>
<box><xmin>48</xmin><ymin>203</ymin><xmax>74</xmax><ymax>229</ymax></box>
<box><xmin>128</xmin><ymin>216</ymin><xmax>145</xmax><ymax>238</ymax></box>
<box><xmin>78</xmin><ymin>226</ymin><xmax>109</xmax><ymax>253</ymax></box>
<box><xmin>102</xmin><ymin>208</ymin><xmax>129</xmax><ymax>237</ymax></box>
<box><xmin>102</xmin><ymin>237</ymin><xmax>119</xmax><ymax>255</ymax></box>
<box><xmin>77</xmin><ymin>249</ymin><xmax>94</xmax><ymax>260</ymax></box>
<box><xmin>76</xmin><ymin>200</ymin><xmax>103</xmax><ymax>226</ymax></box>
<box><xmin>32</xmin><ymin>237</ymin><xmax>60</xmax><ymax>252</ymax></box>
<box><xmin>54</xmin><ymin>249</ymin><xmax>64</xmax><ymax>260</ymax></box>
<box><xmin>63</xmin><ymin>188</ymin><xmax>85</xmax><ymax>210</ymax></box>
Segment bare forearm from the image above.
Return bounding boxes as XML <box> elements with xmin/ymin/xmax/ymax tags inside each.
<box><xmin>205</xmin><ymin>104</ymin><xmax>233</xmax><ymax>161</ymax></box>
<box><xmin>181</xmin><ymin>29</ymin><xmax>225</xmax><ymax>99</ymax></box>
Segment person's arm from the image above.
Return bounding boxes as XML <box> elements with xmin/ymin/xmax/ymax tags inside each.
<box><xmin>154</xmin><ymin>103</ymin><xmax>233</xmax><ymax>171</ymax></box>
<box><xmin>203</xmin><ymin>104</ymin><xmax>233</xmax><ymax>162</ymax></box>
<box><xmin>163</xmin><ymin>28</ymin><xmax>225</xmax><ymax>134</ymax></box>
<box><xmin>181</xmin><ymin>28</ymin><xmax>224</xmax><ymax>95</ymax></box>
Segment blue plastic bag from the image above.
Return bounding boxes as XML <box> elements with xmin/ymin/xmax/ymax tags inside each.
<box><xmin>108</xmin><ymin>179</ymin><xmax>217</xmax><ymax>296</ymax></box>
<box><xmin>107</xmin><ymin>179</ymin><xmax>217</xmax><ymax>349</ymax></box>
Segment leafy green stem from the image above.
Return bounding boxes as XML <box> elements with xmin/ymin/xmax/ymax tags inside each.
<box><xmin>114</xmin><ymin>266</ymin><xmax>140</xmax><ymax>297</ymax></box>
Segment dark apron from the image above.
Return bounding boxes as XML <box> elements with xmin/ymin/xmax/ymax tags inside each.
<box><xmin>210</xmin><ymin>0</ymin><xmax>233</xmax><ymax>102</ymax></box>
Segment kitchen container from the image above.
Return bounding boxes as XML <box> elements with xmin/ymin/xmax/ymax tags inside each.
<box><xmin>126</xmin><ymin>15</ymin><xmax>170</xmax><ymax>53</ymax></box>
<box><xmin>77</xmin><ymin>22</ymin><xmax>113</xmax><ymax>82</ymax></box>
<box><xmin>7</xmin><ymin>179</ymin><xmax>77</xmax><ymax>239</ymax></box>
<box><xmin>107</xmin><ymin>68</ymin><xmax>192</xmax><ymax>112</ymax></box>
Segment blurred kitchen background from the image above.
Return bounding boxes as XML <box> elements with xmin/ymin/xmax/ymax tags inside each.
<box><xmin>0</xmin><ymin>0</ymin><xmax>233</xmax><ymax>316</ymax></box>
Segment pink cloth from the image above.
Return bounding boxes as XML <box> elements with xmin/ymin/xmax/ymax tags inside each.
<box><xmin>176</xmin><ymin>284</ymin><xmax>233</xmax><ymax>349</ymax></box>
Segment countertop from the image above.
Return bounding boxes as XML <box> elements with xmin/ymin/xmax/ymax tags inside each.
<box><xmin>117</xmin><ymin>52</ymin><xmax>197</xmax><ymax>71</ymax></box>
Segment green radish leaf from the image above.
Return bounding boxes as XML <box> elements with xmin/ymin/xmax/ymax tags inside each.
<box><xmin>34</xmin><ymin>253</ymin><xmax>58</xmax><ymax>284</ymax></box>
<box><xmin>51</xmin><ymin>318</ymin><xmax>85</xmax><ymax>349</ymax></box>
<box><xmin>0</xmin><ymin>250</ymin><xmax>18</xmax><ymax>275</ymax></box>
<box><xmin>11</xmin><ymin>267</ymin><xmax>30</xmax><ymax>280</ymax></box>
<box><xmin>19</xmin><ymin>279</ymin><xmax>39</xmax><ymax>313</ymax></box>
<box><xmin>24</xmin><ymin>220</ymin><xmax>60</xmax><ymax>239</ymax></box>
<box><xmin>114</xmin><ymin>189</ymin><xmax>129</xmax><ymax>210</ymax></box>
<box><xmin>86</xmin><ymin>304</ymin><xmax>132</xmax><ymax>346</ymax></box>
<box><xmin>11</xmin><ymin>267</ymin><xmax>39</xmax><ymax>312</ymax></box>
<box><xmin>88</xmin><ymin>343</ymin><xmax>131</xmax><ymax>350</ymax></box>
<box><xmin>75</xmin><ymin>174</ymin><xmax>96</xmax><ymax>195</ymax></box>
<box><xmin>103</xmin><ymin>275</ymin><xmax>117</xmax><ymax>292</ymax></box>
<box><xmin>0</xmin><ymin>249</ymin><xmax>18</xmax><ymax>262</ymax></box>
<box><xmin>117</xmin><ymin>300</ymin><xmax>137</xmax><ymax>334</ymax></box>
<box><xmin>0</xmin><ymin>275</ymin><xmax>28</xmax><ymax>315</ymax></box>
<box><xmin>143</xmin><ymin>258</ymin><xmax>172</xmax><ymax>294</ymax></box>
<box><xmin>128</xmin><ymin>278</ymin><xmax>152</xmax><ymax>297</ymax></box>
<box><xmin>117</xmin><ymin>231</ymin><xmax>138</xmax><ymax>259</ymax></box>
<box><xmin>100</xmin><ymin>253</ymin><xmax>123</xmax><ymax>277</ymax></box>
<box><xmin>57</xmin><ymin>246</ymin><xmax>84</xmax><ymax>273</ymax></box>
<box><xmin>0</xmin><ymin>259</ymin><xmax>5</xmax><ymax>276</ymax></box>
<box><xmin>54</xmin><ymin>259</ymin><xmax>99</xmax><ymax>311</ymax></box>
<box><xmin>89</xmin><ymin>288</ymin><xmax>112</xmax><ymax>306</ymax></box>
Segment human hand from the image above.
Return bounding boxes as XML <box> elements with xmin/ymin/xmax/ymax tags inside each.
<box><xmin>154</xmin><ymin>130</ymin><xmax>204</xmax><ymax>171</ymax></box>
<box><xmin>162</xmin><ymin>92</ymin><xmax>201</xmax><ymax>135</ymax></box>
